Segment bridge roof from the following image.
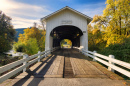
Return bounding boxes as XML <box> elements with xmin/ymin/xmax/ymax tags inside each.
<box><xmin>41</xmin><ymin>6</ymin><xmax>93</xmax><ymax>24</ymax></box>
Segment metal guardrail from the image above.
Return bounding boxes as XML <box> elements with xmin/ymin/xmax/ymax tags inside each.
<box><xmin>0</xmin><ymin>47</ymin><xmax>59</xmax><ymax>83</ymax></box>
<box><xmin>79</xmin><ymin>48</ymin><xmax>130</xmax><ymax>78</ymax></box>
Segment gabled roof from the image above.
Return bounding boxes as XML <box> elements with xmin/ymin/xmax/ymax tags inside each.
<box><xmin>41</xmin><ymin>6</ymin><xmax>93</xmax><ymax>24</ymax></box>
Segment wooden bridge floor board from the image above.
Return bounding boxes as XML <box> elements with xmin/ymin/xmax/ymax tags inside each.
<box><xmin>16</xmin><ymin>49</ymin><xmax>109</xmax><ymax>78</ymax></box>
<box><xmin>69</xmin><ymin>49</ymin><xmax>108</xmax><ymax>78</ymax></box>
<box><xmin>43</xmin><ymin>51</ymin><xmax>64</xmax><ymax>78</ymax></box>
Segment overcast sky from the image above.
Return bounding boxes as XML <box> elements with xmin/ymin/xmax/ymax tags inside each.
<box><xmin>0</xmin><ymin>0</ymin><xmax>106</xmax><ymax>29</ymax></box>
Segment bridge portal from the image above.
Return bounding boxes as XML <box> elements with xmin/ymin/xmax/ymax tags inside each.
<box><xmin>41</xmin><ymin>6</ymin><xmax>92</xmax><ymax>51</ymax></box>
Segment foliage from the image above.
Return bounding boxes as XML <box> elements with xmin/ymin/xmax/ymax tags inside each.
<box><xmin>60</xmin><ymin>39</ymin><xmax>72</xmax><ymax>48</ymax></box>
<box><xmin>88</xmin><ymin>0</ymin><xmax>130</xmax><ymax>64</ymax></box>
<box><xmin>24</xmin><ymin>38</ymin><xmax>39</xmax><ymax>55</ymax></box>
<box><xmin>0</xmin><ymin>11</ymin><xmax>16</xmax><ymax>53</ymax></box>
<box><xmin>88</xmin><ymin>24</ymin><xmax>106</xmax><ymax>51</ymax></box>
<box><xmin>14</xmin><ymin>27</ymin><xmax>46</xmax><ymax>55</ymax></box>
<box><xmin>99</xmin><ymin>37</ymin><xmax>130</xmax><ymax>63</ymax></box>
<box><xmin>0</xmin><ymin>55</ymin><xmax>22</xmax><ymax>67</ymax></box>
<box><xmin>39</xmin><ymin>29</ymin><xmax>46</xmax><ymax>51</ymax></box>
<box><xmin>91</xmin><ymin>0</ymin><xmax>130</xmax><ymax>47</ymax></box>
<box><xmin>13</xmin><ymin>42</ymin><xmax>25</xmax><ymax>52</ymax></box>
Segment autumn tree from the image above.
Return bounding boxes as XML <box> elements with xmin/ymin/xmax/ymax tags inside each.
<box><xmin>102</xmin><ymin>0</ymin><xmax>130</xmax><ymax>35</ymax></box>
<box><xmin>87</xmin><ymin>24</ymin><xmax>105</xmax><ymax>50</ymax></box>
<box><xmin>14</xmin><ymin>27</ymin><xmax>46</xmax><ymax>55</ymax></box>
<box><xmin>87</xmin><ymin>0</ymin><xmax>130</xmax><ymax>73</ymax></box>
<box><xmin>91</xmin><ymin>0</ymin><xmax>130</xmax><ymax>46</ymax></box>
<box><xmin>0</xmin><ymin>11</ymin><xmax>16</xmax><ymax>53</ymax></box>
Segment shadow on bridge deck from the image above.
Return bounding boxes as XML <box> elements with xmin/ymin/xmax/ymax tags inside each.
<box><xmin>1</xmin><ymin>49</ymin><xmax>126</xmax><ymax>86</ymax></box>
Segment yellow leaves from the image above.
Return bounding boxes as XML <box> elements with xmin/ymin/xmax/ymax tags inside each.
<box><xmin>92</xmin><ymin>29</ymin><xmax>100</xmax><ymax>35</ymax></box>
<box><xmin>89</xmin><ymin>0</ymin><xmax>130</xmax><ymax>50</ymax></box>
<box><xmin>106</xmin><ymin>0</ymin><xmax>114</xmax><ymax>4</ymax></box>
<box><xmin>4</xmin><ymin>33</ymin><xmax>7</xmax><ymax>39</ymax></box>
<box><xmin>18</xmin><ymin>33</ymin><xmax>25</xmax><ymax>43</ymax></box>
<box><xmin>19</xmin><ymin>27</ymin><xmax>41</xmax><ymax>43</ymax></box>
<box><xmin>92</xmin><ymin>15</ymin><xmax>101</xmax><ymax>23</ymax></box>
<box><xmin>106</xmin><ymin>34</ymin><xmax>126</xmax><ymax>47</ymax></box>
<box><xmin>17</xmin><ymin>27</ymin><xmax>46</xmax><ymax>51</ymax></box>
<box><xmin>77</xmin><ymin>34</ymin><xmax>79</xmax><ymax>36</ymax></box>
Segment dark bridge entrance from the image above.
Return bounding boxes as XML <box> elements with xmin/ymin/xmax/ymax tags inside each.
<box><xmin>50</xmin><ymin>25</ymin><xmax>83</xmax><ymax>48</ymax></box>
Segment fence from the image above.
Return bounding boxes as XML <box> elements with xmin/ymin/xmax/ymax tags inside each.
<box><xmin>79</xmin><ymin>49</ymin><xmax>130</xmax><ymax>78</ymax></box>
<box><xmin>0</xmin><ymin>47</ymin><xmax>58</xmax><ymax>83</ymax></box>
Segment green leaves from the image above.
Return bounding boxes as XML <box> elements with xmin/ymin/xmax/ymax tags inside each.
<box><xmin>14</xmin><ymin>27</ymin><xmax>46</xmax><ymax>55</ymax></box>
<box><xmin>0</xmin><ymin>11</ymin><xmax>16</xmax><ymax>53</ymax></box>
<box><xmin>25</xmin><ymin>38</ymin><xmax>39</xmax><ymax>55</ymax></box>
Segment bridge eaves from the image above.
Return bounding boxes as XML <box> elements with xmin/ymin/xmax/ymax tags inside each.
<box><xmin>41</xmin><ymin>6</ymin><xmax>93</xmax><ymax>24</ymax></box>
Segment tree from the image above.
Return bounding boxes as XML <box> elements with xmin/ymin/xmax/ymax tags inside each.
<box><xmin>91</xmin><ymin>0</ymin><xmax>130</xmax><ymax>46</ymax></box>
<box><xmin>0</xmin><ymin>11</ymin><xmax>16</xmax><ymax>53</ymax></box>
<box><xmin>103</xmin><ymin>0</ymin><xmax>130</xmax><ymax>35</ymax></box>
<box><xmin>14</xmin><ymin>27</ymin><xmax>46</xmax><ymax>55</ymax></box>
<box><xmin>87</xmin><ymin>24</ymin><xmax>105</xmax><ymax>50</ymax></box>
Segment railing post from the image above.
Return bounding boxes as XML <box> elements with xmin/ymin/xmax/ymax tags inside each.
<box><xmin>93</xmin><ymin>51</ymin><xmax>97</xmax><ymax>61</ymax></box>
<box><xmin>81</xmin><ymin>49</ymin><xmax>83</xmax><ymax>54</ymax></box>
<box><xmin>108</xmin><ymin>55</ymin><xmax>115</xmax><ymax>72</ymax></box>
<box><xmin>45</xmin><ymin>50</ymin><xmax>48</xmax><ymax>57</ymax></box>
<box><xmin>38</xmin><ymin>51</ymin><xmax>41</xmax><ymax>62</ymax></box>
<box><xmin>23</xmin><ymin>54</ymin><xmax>28</xmax><ymax>72</ymax></box>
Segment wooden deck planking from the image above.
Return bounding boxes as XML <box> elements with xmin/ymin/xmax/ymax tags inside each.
<box><xmin>17</xmin><ymin>49</ymin><xmax>109</xmax><ymax>78</ymax></box>
<box><xmin>37</xmin><ymin>49</ymin><xmax>108</xmax><ymax>78</ymax></box>
<box><xmin>79</xmin><ymin>59</ymin><xmax>106</xmax><ymax>77</ymax></box>
<box><xmin>81</xmin><ymin>59</ymin><xmax>100</xmax><ymax>75</ymax></box>
<box><xmin>72</xmin><ymin>57</ymin><xmax>86</xmax><ymax>75</ymax></box>
<box><xmin>69</xmin><ymin>49</ymin><xmax>108</xmax><ymax>78</ymax></box>
<box><xmin>44</xmin><ymin>53</ymin><xmax>64</xmax><ymax>77</ymax></box>
<box><xmin>57</xmin><ymin>56</ymin><xmax>64</xmax><ymax>75</ymax></box>
<box><xmin>51</xmin><ymin>56</ymin><xmax>62</xmax><ymax>75</ymax></box>
<box><xmin>77</xmin><ymin>59</ymin><xmax>94</xmax><ymax>75</ymax></box>
<box><xmin>70</xmin><ymin>57</ymin><xmax>80</xmax><ymax>75</ymax></box>
<box><xmin>45</xmin><ymin>56</ymin><xmax>58</xmax><ymax>75</ymax></box>
<box><xmin>44</xmin><ymin>51</ymin><xmax>61</xmax><ymax>75</ymax></box>
<box><xmin>36</xmin><ymin>55</ymin><xmax>55</xmax><ymax>74</ymax></box>
<box><xmin>83</xmin><ymin>57</ymin><xmax>104</xmax><ymax>75</ymax></box>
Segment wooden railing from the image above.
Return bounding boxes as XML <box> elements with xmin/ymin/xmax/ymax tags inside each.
<box><xmin>0</xmin><ymin>47</ymin><xmax>59</xmax><ymax>83</ymax></box>
<box><xmin>79</xmin><ymin>48</ymin><xmax>130</xmax><ymax>78</ymax></box>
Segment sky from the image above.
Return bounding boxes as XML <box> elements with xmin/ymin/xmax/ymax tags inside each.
<box><xmin>0</xmin><ymin>0</ymin><xmax>106</xmax><ymax>29</ymax></box>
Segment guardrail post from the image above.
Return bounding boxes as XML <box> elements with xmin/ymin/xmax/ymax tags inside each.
<box><xmin>108</xmin><ymin>55</ymin><xmax>115</xmax><ymax>72</ymax></box>
<box><xmin>81</xmin><ymin>49</ymin><xmax>83</xmax><ymax>54</ymax></box>
<box><xmin>23</xmin><ymin>54</ymin><xmax>28</xmax><ymax>72</ymax></box>
<box><xmin>93</xmin><ymin>51</ymin><xmax>97</xmax><ymax>61</ymax></box>
<box><xmin>38</xmin><ymin>51</ymin><xmax>41</xmax><ymax>62</ymax></box>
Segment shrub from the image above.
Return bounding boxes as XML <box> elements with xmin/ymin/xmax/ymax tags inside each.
<box><xmin>13</xmin><ymin>42</ymin><xmax>25</xmax><ymax>52</ymax></box>
<box><xmin>24</xmin><ymin>38</ymin><xmax>39</xmax><ymax>55</ymax></box>
<box><xmin>98</xmin><ymin>37</ymin><xmax>130</xmax><ymax>63</ymax></box>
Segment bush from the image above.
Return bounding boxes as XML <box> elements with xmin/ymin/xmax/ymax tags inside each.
<box><xmin>13</xmin><ymin>38</ymin><xmax>39</xmax><ymax>55</ymax></box>
<box><xmin>13</xmin><ymin>42</ymin><xmax>25</xmax><ymax>52</ymax></box>
<box><xmin>24</xmin><ymin>38</ymin><xmax>39</xmax><ymax>55</ymax></box>
<box><xmin>98</xmin><ymin>37</ymin><xmax>130</xmax><ymax>63</ymax></box>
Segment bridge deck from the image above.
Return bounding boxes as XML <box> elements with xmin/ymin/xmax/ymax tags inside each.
<box><xmin>1</xmin><ymin>49</ymin><xmax>126</xmax><ymax>86</ymax></box>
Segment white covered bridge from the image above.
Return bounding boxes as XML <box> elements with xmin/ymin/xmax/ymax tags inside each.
<box><xmin>0</xmin><ymin>6</ymin><xmax>129</xmax><ymax>86</ymax></box>
<box><xmin>41</xmin><ymin>6</ymin><xmax>92</xmax><ymax>51</ymax></box>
